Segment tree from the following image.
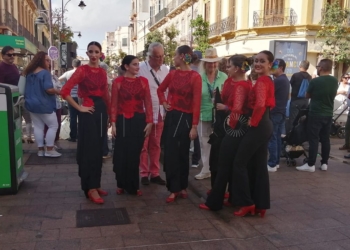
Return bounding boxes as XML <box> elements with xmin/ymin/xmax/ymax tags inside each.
<box><xmin>164</xmin><ymin>24</ymin><xmax>179</xmax><ymax>66</ymax></box>
<box><xmin>104</xmin><ymin>49</ymin><xmax>128</xmax><ymax>69</ymax></box>
<box><xmin>317</xmin><ymin>0</ymin><xmax>350</xmax><ymax>73</ymax></box>
<box><xmin>144</xmin><ymin>30</ymin><xmax>164</xmax><ymax>60</ymax></box>
<box><xmin>190</xmin><ymin>15</ymin><xmax>211</xmax><ymax>53</ymax></box>
<box><xmin>51</xmin><ymin>8</ymin><xmax>74</xmax><ymax>43</ymax></box>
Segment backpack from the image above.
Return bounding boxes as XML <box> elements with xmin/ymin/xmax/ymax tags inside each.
<box><xmin>297</xmin><ymin>78</ymin><xmax>309</xmax><ymax>98</ymax></box>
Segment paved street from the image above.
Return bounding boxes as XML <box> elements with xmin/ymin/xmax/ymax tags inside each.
<box><xmin>1</xmin><ymin>138</ymin><xmax>350</xmax><ymax>250</ymax></box>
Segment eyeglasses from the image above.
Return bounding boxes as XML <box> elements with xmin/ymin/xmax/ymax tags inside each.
<box><xmin>6</xmin><ymin>53</ymin><xmax>16</xmax><ymax>57</ymax></box>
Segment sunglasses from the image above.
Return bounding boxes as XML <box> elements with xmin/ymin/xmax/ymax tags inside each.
<box><xmin>6</xmin><ymin>53</ymin><xmax>16</xmax><ymax>57</ymax></box>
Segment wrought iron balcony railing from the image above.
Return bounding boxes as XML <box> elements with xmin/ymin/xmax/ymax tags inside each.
<box><xmin>253</xmin><ymin>8</ymin><xmax>297</xmax><ymax>27</ymax></box>
<box><xmin>0</xmin><ymin>9</ymin><xmax>18</xmax><ymax>34</ymax></box>
<box><xmin>220</xmin><ymin>16</ymin><xmax>236</xmax><ymax>34</ymax></box>
<box><xmin>167</xmin><ymin>0</ymin><xmax>186</xmax><ymax>13</ymax></box>
<box><xmin>154</xmin><ymin>8</ymin><xmax>168</xmax><ymax>24</ymax></box>
<box><xmin>209</xmin><ymin>22</ymin><xmax>220</xmax><ymax>37</ymax></box>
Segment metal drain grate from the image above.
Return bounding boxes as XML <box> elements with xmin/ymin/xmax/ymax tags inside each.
<box><xmin>76</xmin><ymin>208</ymin><xmax>131</xmax><ymax>228</ymax></box>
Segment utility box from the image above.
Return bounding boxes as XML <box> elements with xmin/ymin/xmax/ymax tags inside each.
<box><xmin>0</xmin><ymin>83</ymin><xmax>28</xmax><ymax>195</ymax></box>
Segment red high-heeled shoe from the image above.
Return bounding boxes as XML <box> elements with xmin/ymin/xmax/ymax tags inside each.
<box><xmin>88</xmin><ymin>190</ymin><xmax>104</xmax><ymax>204</ymax></box>
<box><xmin>166</xmin><ymin>193</ymin><xmax>178</xmax><ymax>203</ymax></box>
<box><xmin>223</xmin><ymin>201</ymin><xmax>232</xmax><ymax>207</ymax></box>
<box><xmin>180</xmin><ymin>190</ymin><xmax>188</xmax><ymax>199</ymax></box>
<box><xmin>255</xmin><ymin>209</ymin><xmax>266</xmax><ymax>218</ymax></box>
<box><xmin>116</xmin><ymin>188</ymin><xmax>124</xmax><ymax>195</ymax></box>
<box><xmin>233</xmin><ymin>205</ymin><xmax>255</xmax><ymax>217</ymax></box>
<box><xmin>137</xmin><ymin>190</ymin><xmax>142</xmax><ymax>196</ymax></box>
<box><xmin>199</xmin><ymin>203</ymin><xmax>211</xmax><ymax>210</ymax></box>
<box><xmin>97</xmin><ymin>189</ymin><xmax>108</xmax><ymax>196</ymax></box>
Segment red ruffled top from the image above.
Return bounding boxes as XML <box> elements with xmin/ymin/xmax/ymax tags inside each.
<box><xmin>248</xmin><ymin>75</ymin><xmax>275</xmax><ymax>127</ymax></box>
<box><xmin>110</xmin><ymin>76</ymin><xmax>153</xmax><ymax>123</ymax></box>
<box><xmin>61</xmin><ymin>65</ymin><xmax>110</xmax><ymax>110</ymax></box>
<box><xmin>225</xmin><ymin>80</ymin><xmax>252</xmax><ymax>128</ymax></box>
<box><xmin>157</xmin><ymin>70</ymin><xmax>202</xmax><ymax>125</ymax></box>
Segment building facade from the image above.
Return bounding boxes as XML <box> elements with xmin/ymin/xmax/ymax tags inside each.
<box><xmin>205</xmin><ymin>0</ymin><xmax>350</xmax><ymax>77</ymax></box>
<box><xmin>0</xmin><ymin>0</ymin><xmax>50</xmax><ymax>64</ymax></box>
<box><xmin>101</xmin><ymin>26</ymin><xmax>130</xmax><ymax>61</ymax></box>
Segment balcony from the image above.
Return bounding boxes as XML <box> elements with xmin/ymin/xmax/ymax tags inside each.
<box><xmin>209</xmin><ymin>22</ymin><xmax>220</xmax><ymax>38</ymax></box>
<box><xmin>0</xmin><ymin>9</ymin><xmax>18</xmax><ymax>34</ymax></box>
<box><xmin>155</xmin><ymin>8</ymin><xmax>168</xmax><ymax>23</ymax></box>
<box><xmin>253</xmin><ymin>8</ymin><xmax>297</xmax><ymax>27</ymax></box>
<box><xmin>220</xmin><ymin>16</ymin><xmax>236</xmax><ymax>34</ymax></box>
<box><xmin>167</xmin><ymin>0</ymin><xmax>186</xmax><ymax>13</ymax></box>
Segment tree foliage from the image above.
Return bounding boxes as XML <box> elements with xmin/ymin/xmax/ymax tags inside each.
<box><xmin>51</xmin><ymin>8</ymin><xmax>74</xmax><ymax>43</ymax></box>
<box><xmin>144</xmin><ymin>30</ymin><xmax>165</xmax><ymax>59</ymax></box>
<box><xmin>190</xmin><ymin>15</ymin><xmax>211</xmax><ymax>53</ymax></box>
<box><xmin>104</xmin><ymin>49</ymin><xmax>128</xmax><ymax>68</ymax></box>
<box><xmin>317</xmin><ymin>0</ymin><xmax>350</xmax><ymax>64</ymax></box>
<box><xmin>164</xmin><ymin>25</ymin><xmax>179</xmax><ymax>66</ymax></box>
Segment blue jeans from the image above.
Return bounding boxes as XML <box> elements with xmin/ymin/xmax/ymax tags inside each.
<box><xmin>268</xmin><ymin>113</ymin><xmax>285</xmax><ymax>167</ymax></box>
<box><xmin>68</xmin><ymin>97</ymin><xmax>79</xmax><ymax>140</ymax></box>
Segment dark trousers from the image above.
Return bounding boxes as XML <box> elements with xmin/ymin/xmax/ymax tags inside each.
<box><xmin>345</xmin><ymin>112</ymin><xmax>350</xmax><ymax>147</ymax></box>
<box><xmin>287</xmin><ymin>99</ymin><xmax>309</xmax><ymax>133</ymax></box>
<box><xmin>77</xmin><ymin>97</ymin><xmax>107</xmax><ymax>191</ymax></box>
<box><xmin>307</xmin><ymin>115</ymin><xmax>332</xmax><ymax>166</ymax></box>
<box><xmin>205</xmin><ymin>135</ymin><xmax>243</xmax><ymax>210</ymax></box>
<box><xmin>102</xmin><ymin>133</ymin><xmax>109</xmax><ymax>156</ymax></box>
<box><xmin>231</xmin><ymin>110</ymin><xmax>272</xmax><ymax>209</ymax></box>
<box><xmin>163</xmin><ymin>110</ymin><xmax>192</xmax><ymax>193</ymax></box>
<box><xmin>209</xmin><ymin>136</ymin><xmax>224</xmax><ymax>188</ymax></box>
<box><xmin>68</xmin><ymin>97</ymin><xmax>79</xmax><ymax>140</ymax></box>
<box><xmin>268</xmin><ymin>113</ymin><xmax>285</xmax><ymax>167</ymax></box>
<box><xmin>192</xmin><ymin>136</ymin><xmax>201</xmax><ymax>165</ymax></box>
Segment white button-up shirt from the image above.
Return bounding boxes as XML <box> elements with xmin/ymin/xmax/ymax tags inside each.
<box><xmin>139</xmin><ymin>61</ymin><xmax>169</xmax><ymax>123</ymax></box>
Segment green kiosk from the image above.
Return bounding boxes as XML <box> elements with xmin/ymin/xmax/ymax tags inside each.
<box><xmin>0</xmin><ymin>83</ymin><xmax>28</xmax><ymax>195</ymax></box>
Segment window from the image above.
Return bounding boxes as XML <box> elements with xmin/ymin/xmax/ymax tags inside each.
<box><xmin>216</xmin><ymin>0</ymin><xmax>222</xmax><ymax>22</ymax></box>
<box><xmin>264</xmin><ymin>0</ymin><xmax>284</xmax><ymax>16</ymax></box>
<box><xmin>122</xmin><ymin>38</ymin><xmax>127</xmax><ymax>46</ymax></box>
<box><xmin>205</xmin><ymin>1</ymin><xmax>210</xmax><ymax>22</ymax></box>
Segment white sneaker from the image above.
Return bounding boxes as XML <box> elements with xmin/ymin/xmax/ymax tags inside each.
<box><xmin>191</xmin><ymin>164</ymin><xmax>199</xmax><ymax>168</ymax></box>
<box><xmin>296</xmin><ymin>163</ymin><xmax>315</xmax><ymax>172</ymax></box>
<box><xmin>276</xmin><ymin>165</ymin><xmax>280</xmax><ymax>169</ymax></box>
<box><xmin>195</xmin><ymin>172</ymin><xmax>211</xmax><ymax>180</ymax></box>
<box><xmin>267</xmin><ymin>165</ymin><xmax>277</xmax><ymax>172</ymax></box>
<box><xmin>320</xmin><ymin>164</ymin><xmax>328</xmax><ymax>171</ymax></box>
<box><xmin>45</xmin><ymin>149</ymin><xmax>62</xmax><ymax>158</ymax></box>
<box><xmin>37</xmin><ymin>150</ymin><xmax>44</xmax><ymax>157</ymax></box>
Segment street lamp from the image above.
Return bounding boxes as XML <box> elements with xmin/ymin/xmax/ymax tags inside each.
<box><xmin>78</xmin><ymin>1</ymin><xmax>87</xmax><ymax>10</ymax></box>
<box><xmin>73</xmin><ymin>31</ymin><xmax>82</xmax><ymax>38</ymax></box>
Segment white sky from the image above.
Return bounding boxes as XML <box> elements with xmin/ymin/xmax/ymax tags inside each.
<box><xmin>51</xmin><ymin>0</ymin><xmax>131</xmax><ymax>57</ymax></box>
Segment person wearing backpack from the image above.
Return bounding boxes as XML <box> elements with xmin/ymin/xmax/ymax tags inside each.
<box><xmin>267</xmin><ymin>59</ymin><xmax>290</xmax><ymax>172</ymax></box>
<box><xmin>296</xmin><ymin>59</ymin><xmax>338</xmax><ymax>172</ymax></box>
<box><xmin>287</xmin><ymin>60</ymin><xmax>312</xmax><ymax>133</ymax></box>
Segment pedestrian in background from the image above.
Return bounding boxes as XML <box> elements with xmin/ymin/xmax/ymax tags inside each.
<box><xmin>24</xmin><ymin>51</ymin><xmax>61</xmax><ymax>158</ymax></box>
<box><xmin>61</xmin><ymin>41</ymin><xmax>110</xmax><ymax>204</ymax></box>
<box><xmin>296</xmin><ymin>59</ymin><xmax>338</xmax><ymax>172</ymax></box>
<box><xmin>59</xmin><ymin>59</ymin><xmax>81</xmax><ymax>142</ymax></box>
<box><xmin>0</xmin><ymin>46</ymin><xmax>20</xmax><ymax>86</ymax></box>
<box><xmin>267</xmin><ymin>59</ymin><xmax>290</xmax><ymax>172</ymax></box>
<box><xmin>157</xmin><ymin>45</ymin><xmax>202</xmax><ymax>203</ymax></box>
<box><xmin>139</xmin><ymin>42</ymin><xmax>168</xmax><ymax>186</ymax></box>
<box><xmin>195</xmin><ymin>48</ymin><xmax>228</xmax><ymax>180</ymax></box>
<box><xmin>111</xmin><ymin>55</ymin><xmax>153</xmax><ymax>196</ymax></box>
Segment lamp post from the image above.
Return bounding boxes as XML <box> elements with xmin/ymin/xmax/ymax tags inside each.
<box><xmin>73</xmin><ymin>31</ymin><xmax>82</xmax><ymax>38</ymax></box>
<box><xmin>61</xmin><ymin>1</ymin><xmax>86</xmax><ymax>35</ymax></box>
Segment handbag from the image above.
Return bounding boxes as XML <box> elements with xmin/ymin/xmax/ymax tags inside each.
<box><xmin>18</xmin><ymin>75</ymin><xmax>26</xmax><ymax>95</ymax></box>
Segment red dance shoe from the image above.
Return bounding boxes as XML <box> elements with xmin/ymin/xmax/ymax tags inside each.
<box><xmin>166</xmin><ymin>193</ymin><xmax>179</xmax><ymax>203</ymax></box>
<box><xmin>223</xmin><ymin>201</ymin><xmax>232</xmax><ymax>207</ymax></box>
<box><xmin>255</xmin><ymin>209</ymin><xmax>266</xmax><ymax>218</ymax></box>
<box><xmin>233</xmin><ymin>205</ymin><xmax>255</xmax><ymax>217</ymax></box>
<box><xmin>137</xmin><ymin>190</ymin><xmax>142</xmax><ymax>196</ymax></box>
<box><xmin>116</xmin><ymin>188</ymin><xmax>124</xmax><ymax>195</ymax></box>
<box><xmin>199</xmin><ymin>203</ymin><xmax>211</xmax><ymax>210</ymax></box>
<box><xmin>97</xmin><ymin>189</ymin><xmax>108</xmax><ymax>196</ymax></box>
<box><xmin>88</xmin><ymin>190</ymin><xmax>104</xmax><ymax>204</ymax></box>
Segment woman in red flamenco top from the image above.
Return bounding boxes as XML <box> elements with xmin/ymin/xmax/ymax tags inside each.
<box><xmin>199</xmin><ymin>54</ymin><xmax>252</xmax><ymax>211</ymax></box>
<box><xmin>230</xmin><ymin>50</ymin><xmax>276</xmax><ymax>218</ymax></box>
<box><xmin>110</xmin><ymin>55</ymin><xmax>153</xmax><ymax>197</ymax></box>
<box><xmin>157</xmin><ymin>45</ymin><xmax>202</xmax><ymax>203</ymax></box>
<box><xmin>60</xmin><ymin>41</ymin><xmax>110</xmax><ymax>204</ymax></box>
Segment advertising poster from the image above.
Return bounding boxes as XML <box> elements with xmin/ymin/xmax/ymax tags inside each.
<box><xmin>270</xmin><ymin>41</ymin><xmax>308</xmax><ymax>79</ymax></box>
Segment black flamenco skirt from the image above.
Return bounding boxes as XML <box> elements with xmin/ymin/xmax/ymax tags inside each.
<box><xmin>77</xmin><ymin>96</ymin><xmax>107</xmax><ymax>191</ymax></box>
<box><xmin>113</xmin><ymin>113</ymin><xmax>146</xmax><ymax>195</ymax></box>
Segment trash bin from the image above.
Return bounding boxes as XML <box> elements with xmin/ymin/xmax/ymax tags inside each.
<box><xmin>0</xmin><ymin>83</ymin><xmax>28</xmax><ymax>195</ymax></box>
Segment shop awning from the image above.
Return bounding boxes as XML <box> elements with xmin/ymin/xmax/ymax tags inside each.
<box><xmin>0</xmin><ymin>35</ymin><xmax>38</xmax><ymax>55</ymax></box>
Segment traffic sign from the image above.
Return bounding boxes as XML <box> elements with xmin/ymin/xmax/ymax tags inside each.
<box><xmin>48</xmin><ymin>46</ymin><xmax>59</xmax><ymax>60</ymax></box>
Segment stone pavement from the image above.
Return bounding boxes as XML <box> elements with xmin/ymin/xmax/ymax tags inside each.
<box><xmin>1</xmin><ymin>138</ymin><xmax>350</xmax><ymax>250</ymax></box>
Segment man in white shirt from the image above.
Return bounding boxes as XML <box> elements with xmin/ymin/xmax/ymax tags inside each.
<box><xmin>58</xmin><ymin>59</ymin><xmax>81</xmax><ymax>142</ymax></box>
<box><xmin>139</xmin><ymin>42</ymin><xmax>169</xmax><ymax>185</ymax></box>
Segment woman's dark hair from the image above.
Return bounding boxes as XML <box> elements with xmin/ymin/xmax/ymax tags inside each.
<box><xmin>218</xmin><ymin>57</ymin><xmax>228</xmax><ymax>74</ymax></box>
<box><xmin>87</xmin><ymin>41</ymin><xmax>102</xmax><ymax>51</ymax></box>
<box><xmin>24</xmin><ymin>51</ymin><xmax>48</xmax><ymax>75</ymax></box>
<box><xmin>229</xmin><ymin>54</ymin><xmax>247</xmax><ymax>68</ymax></box>
<box><xmin>176</xmin><ymin>45</ymin><xmax>196</xmax><ymax>64</ymax></box>
<box><xmin>258</xmin><ymin>50</ymin><xmax>274</xmax><ymax>63</ymax></box>
<box><xmin>121</xmin><ymin>55</ymin><xmax>137</xmax><ymax>71</ymax></box>
<box><xmin>341</xmin><ymin>74</ymin><xmax>349</xmax><ymax>80</ymax></box>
